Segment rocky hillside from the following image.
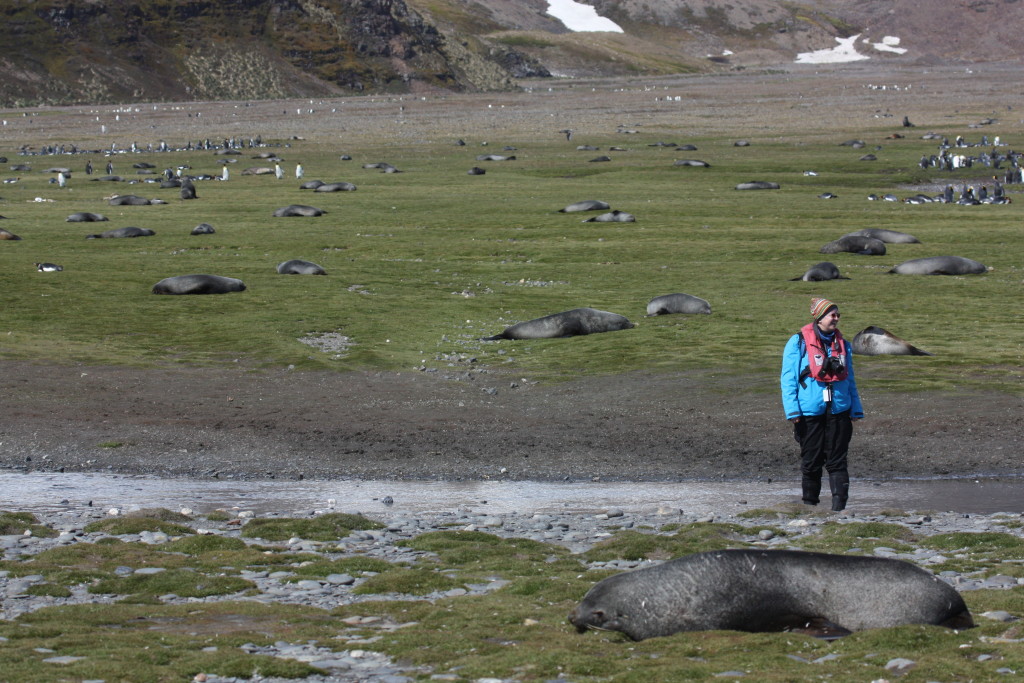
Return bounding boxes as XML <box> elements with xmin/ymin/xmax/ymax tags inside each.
<box><xmin>1</xmin><ymin>0</ymin><xmax>1021</xmax><ymax>106</ymax></box>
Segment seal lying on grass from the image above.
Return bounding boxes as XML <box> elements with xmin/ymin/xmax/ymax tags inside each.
<box><xmin>790</xmin><ymin>262</ymin><xmax>849</xmax><ymax>282</ymax></box>
<box><xmin>888</xmin><ymin>256</ymin><xmax>987</xmax><ymax>275</ymax></box>
<box><xmin>152</xmin><ymin>274</ymin><xmax>247</xmax><ymax>295</ymax></box>
<box><xmin>569</xmin><ymin>549</ymin><xmax>973</xmax><ymax>641</ymax></box>
<box><xmin>482</xmin><ymin>308</ymin><xmax>634</xmax><ymax>340</ymax></box>
<box><xmin>646</xmin><ymin>293</ymin><xmax>711</xmax><ymax>315</ymax></box>
<box><xmin>851</xmin><ymin>326</ymin><xmax>932</xmax><ymax>356</ymax></box>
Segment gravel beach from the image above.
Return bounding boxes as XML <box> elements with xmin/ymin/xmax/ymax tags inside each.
<box><xmin>2</xmin><ymin>502</ymin><xmax>1022</xmax><ymax>682</ymax></box>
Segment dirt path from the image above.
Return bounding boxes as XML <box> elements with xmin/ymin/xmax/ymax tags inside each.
<box><xmin>1</xmin><ymin>361</ymin><xmax>1020</xmax><ymax>482</ymax></box>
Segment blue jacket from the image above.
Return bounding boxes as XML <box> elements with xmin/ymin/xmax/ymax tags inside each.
<box><xmin>780</xmin><ymin>331</ymin><xmax>864</xmax><ymax>419</ymax></box>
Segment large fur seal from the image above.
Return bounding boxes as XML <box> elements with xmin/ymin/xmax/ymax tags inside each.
<box><xmin>852</xmin><ymin>326</ymin><xmax>932</xmax><ymax>356</ymax></box>
<box><xmin>820</xmin><ymin>235</ymin><xmax>886</xmax><ymax>255</ymax></box>
<box><xmin>889</xmin><ymin>256</ymin><xmax>987</xmax><ymax>275</ymax></box>
<box><xmin>273</xmin><ymin>205</ymin><xmax>326</xmax><ymax>217</ymax></box>
<box><xmin>646</xmin><ymin>293</ymin><xmax>711</xmax><ymax>316</ymax></box>
<box><xmin>277</xmin><ymin>259</ymin><xmax>327</xmax><ymax>275</ymax></box>
<box><xmin>569</xmin><ymin>549</ymin><xmax>973</xmax><ymax>641</ymax></box>
<box><xmin>790</xmin><ymin>262</ymin><xmax>849</xmax><ymax>282</ymax></box>
<box><xmin>483</xmin><ymin>308</ymin><xmax>634</xmax><ymax>340</ymax></box>
<box><xmin>152</xmin><ymin>274</ymin><xmax>247</xmax><ymax>295</ymax></box>
<box><xmin>845</xmin><ymin>228</ymin><xmax>920</xmax><ymax>244</ymax></box>
<box><xmin>560</xmin><ymin>200</ymin><xmax>610</xmax><ymax>213</ymax></box>
<box><xmin>86</xmin><ymin>227</ymin><xmax>155</xmax><ymax>239</ymax></box>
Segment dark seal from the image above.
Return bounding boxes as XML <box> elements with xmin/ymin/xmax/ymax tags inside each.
<box><xmin>66</xmin><ymin>212</ymin><xmax>109</xmax><ymax>223</ymax></box>
<box><xmin>483</xmin><ymin>308</ymin><xmax>634</xmax><ymax>341</ymax></box>
<box><xmin>790</xmin><ymin>262</ymin><xmax>849</xmax><ymax>282</ymax></box>
<box><xmin>569</xmin><ymin>549</ymin><xmax>973</xmax><ymax>641</ymax></box>
<box><xmin>820</xmin><ymin>235</ymin><xmax>886</xmax><ymax>255</ymax></box>
<box><xmin>584</xmin><ymin>210</ymin><xmax>635</xmax><ymax>223</ymax></box>
<box><xmin>152</xmin><ymin>274</ymin><xmax>247</xmax><ymax>295</ymax></box>
<box><xmin>273</xmin><ymin>205</ymin><xmax>326</xmax><ymax>217</ymax></box>
<box><xmin>86</xmin><ymin>227</ymin><xmax>155</xmax><ymax>239</ymax></box>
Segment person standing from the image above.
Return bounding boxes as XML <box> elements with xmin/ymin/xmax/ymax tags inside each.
<box><xmin>780</xmin><ymin>297</ymin><xmax>863</xmax><ymax>511</ymax></box>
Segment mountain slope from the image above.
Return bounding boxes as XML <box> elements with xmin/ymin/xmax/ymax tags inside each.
<box><xmin>1</xmin><ymin>0</ymin><xmax>1021</xmax><ymax>106</ymax></box>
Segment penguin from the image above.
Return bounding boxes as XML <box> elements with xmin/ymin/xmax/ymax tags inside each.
<box><xmin>274</xmin><ymin>163</ymin><xmax>283</xmax><ymax>180</ymax></box>
<box><xmin>295</xmin><ymin>163</ymin><xmax>304</xmax><ymax>180</ymax></box>
<box><xmin>57</xmin><ymin>172</ymin><xmax>66</xmax><ymax>188</ymax></box>
<box><xmin>85</xmin><ymin>160</ymin><xmax>93</xmax><ymax>175</ymax></box>
<box><xmin>221</xmin><ymin>165</ymin><xmax>229</xmax><ymax>181</ymax></box>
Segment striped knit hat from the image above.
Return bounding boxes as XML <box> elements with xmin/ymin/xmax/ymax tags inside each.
<box><xmin>810</xmin><ymin>297</ymin><xmax>838</xmax><ymax>321</ymax></box>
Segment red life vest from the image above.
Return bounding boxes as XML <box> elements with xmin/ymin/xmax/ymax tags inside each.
<box><xmin>800</xmin><ymin>323</ymin><xmax>848</xmax><ymax>383</ymax></box>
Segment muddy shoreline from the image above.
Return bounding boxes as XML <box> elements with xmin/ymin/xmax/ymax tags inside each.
<box><xmin>1</xmin><ymin>362</ymin><xmax>1020</xmax><ymax>484</ymax></box>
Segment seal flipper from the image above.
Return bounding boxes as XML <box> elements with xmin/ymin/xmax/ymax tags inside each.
<box><xmin>940</xmin><ymin>609</ymin><xmax>975</xmax><ymax>630</ymax></box>
<box><xmin>783</xmin><ymin>616</ymin><xmax>853</xmax><ymax>640</ymax></box>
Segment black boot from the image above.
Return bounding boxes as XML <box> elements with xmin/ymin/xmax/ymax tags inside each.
<box><xmin>801</xmin><ymin>476</ymin><xmax>821</xmax><ymax>506</ymax></box>
<box><xmin>829</xmin><ymin>471</ymin><xmax>849</xmax><ymax>511</ymax></box>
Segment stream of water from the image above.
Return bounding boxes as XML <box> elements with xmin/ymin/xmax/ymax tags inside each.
<box><xmin>1</xmin><ymin>472</ymin><xmax>1020</xmax><ymax>517</ymax></box>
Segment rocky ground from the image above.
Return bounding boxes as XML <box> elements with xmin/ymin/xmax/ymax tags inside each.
<box><xmin>2</xmin><ymin>502</ymin><xmax>1022</xmax><ymax>683</ymax></box>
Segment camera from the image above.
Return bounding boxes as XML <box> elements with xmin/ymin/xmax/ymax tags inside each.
<box><xmin>819</xmin><ymin>356</ymin><xmax>843</xmax><ymax>376</ymax></box>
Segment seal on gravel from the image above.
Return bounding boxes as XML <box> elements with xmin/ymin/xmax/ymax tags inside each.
<box><xmin>646</xmin><ymin>293</ymin><xmax>711</xmax><ymax>316</ymax></box>
<box><xmin>152</xmin><ymin>274</ymin><xmax>247</xmax><ymax>295</ymax></box>
<box><xmin>273</xmin><ymin>205</ymin><xmax>326</xmax><ymax>217</ymax></box>
<box><xmin>790</xmin><ymin>262</ymin><xmax>849</xmax><ymax>282</ymax></box>
<box><xmin>277</xmin><ymin>259</ymin><xmax>327</xmax><ymax>275</ymax></box>
<box><xmin>852</xmin><ymin>326</ymin><xmax>932</xmax><ymax>356</ymax></box>
<box><xmin>482</xmin><ymin>308</ymin><xmax>634</xmax><ymax>340</ymax></box>
<box><xmin>889</xmin><ymin>256</ymin><xmax>987</xmax><ymax>275</ymax></box>
<box><xmin>569</xmin><ymin>549</ymin><xmax>974</xmax><ymax>641</ymax></box>
<box><xmin>86</xmin><ymin>227</ymin><xmax>155</xmax><ymax>239</ymax></box>
<box><xmin>845</xmin><ymin>228</ymin><xmax>920</xmax><ymax>244</ymax></box>
<box><xmin>820</xmin><ymin>235</ymin><xmax>886</xmax><ymax>255</ymax></box>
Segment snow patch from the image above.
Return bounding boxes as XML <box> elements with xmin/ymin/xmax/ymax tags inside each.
<box><xmin>546</xmin><ymin>0</ymin><xmax>624</xmax><ymax>33</ymax></box>
<box><xmin>795</xmin><ymin>34</ymin><xmax>870</xmax><ymax>64</ymax></box>
<box><xmin>868</xmin><ymin>35</ymin><xmax>908</xmax><ymax>54</ymax></box>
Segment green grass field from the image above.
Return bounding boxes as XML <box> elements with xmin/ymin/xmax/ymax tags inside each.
<box><xmin>0</xmin><ymin>112</ymin><xmax>1020</xmax><ymax>394</ymax></box>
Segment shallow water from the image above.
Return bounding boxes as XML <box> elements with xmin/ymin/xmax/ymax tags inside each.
<box><xmin>1</xmin><ymin>472</ymin><xmax>1021</xmax><ymax>516</ymax></box>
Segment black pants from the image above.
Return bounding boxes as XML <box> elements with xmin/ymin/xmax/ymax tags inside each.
<box><xmin>794</xmin><ymin>405</ymin><xmax>852</xmax><ymax>510</ymax></box>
